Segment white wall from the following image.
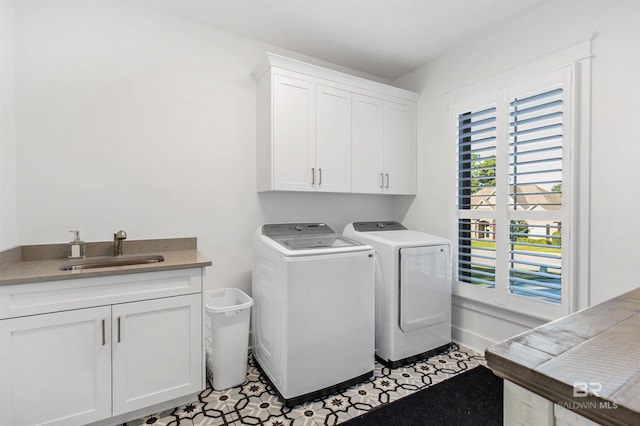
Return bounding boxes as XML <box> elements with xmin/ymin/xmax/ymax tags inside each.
<box><xmin>10</xmin><ymin>0</ymin><xmax>637</xmax><ymax>352</ymax></box>
<box><xmin>9</xmin><ymin>0</ymin><xmax>412</xmax><ymax>294</ymax></box>
<box><xmin>0</xmin><ymin>0</ymin><xmax>18</xmax><ymax>249</ymax></box>
<box><xmin>396</xmin><ymin>0</ymin><xmax>640</xmax><ymax>350</ymax></box>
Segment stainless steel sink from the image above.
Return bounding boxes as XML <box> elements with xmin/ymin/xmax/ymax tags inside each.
<box><xmin>60</xmin><ymin>255</ymin><xmax>165</xmax><ymax>271</ymax></box>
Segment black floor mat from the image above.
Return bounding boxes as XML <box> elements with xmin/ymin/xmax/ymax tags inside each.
<box><xmin>341</xmin><ymin>366</ymin><xmax>503</xmax><ymax>426</ymax></box>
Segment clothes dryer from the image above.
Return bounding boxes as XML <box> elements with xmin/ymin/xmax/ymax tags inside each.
<box><xmin>343</xmin><ymin>221</ymin><xmax>451</xmax><ymax>368</ymax></box>
<box><xmin>252</xmin><ymin>223</ymin><xmax>375</xmax><ymax>406</ymax></box>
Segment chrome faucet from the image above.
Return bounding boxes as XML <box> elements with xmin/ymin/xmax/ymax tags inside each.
<box><xmin>113</xmin><ymin>230</ymin><xmax>127</xmax><ymax>256</ymax></box>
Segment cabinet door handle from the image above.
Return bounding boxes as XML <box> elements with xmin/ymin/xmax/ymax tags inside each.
<box><xmin>385</xmin><ymin>174</ymin><xmax>390</xmax><ymax>189</ymax></box>
<box><xmin>379</xmin><ymin>173</ymin><xmax>384</xmax><ymax>188</ymax></box>
<box><xmin>102</xmin><ymin>319</ymin><xmax>106</xmax><ymax>346</ymax></box>
<box><xmin>311</xmin><ymin>168</ymin><xmax>315</xmax><ymax>185</ymax></box>
<box><xmin>319</xmin><ymin>168</ymin><xmax>322</xmax><ymax>185</ymax></box>
<box><xmin>117</xmin><ymin>317</ymin><xmax>121</xmax><ymax>343</ymax></box>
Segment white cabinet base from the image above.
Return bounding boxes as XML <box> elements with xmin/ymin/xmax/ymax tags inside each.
<box><xmin>554</xmin><ymin>405</ymin><xmax>600</xmax><ymax>426</ymax></box>
<box><xmin>0</xmin><ymin>307</ymin><xmax>112</xmax><ymax>426</ymax></box>
<box><xmin>0</xmin><ymin>268</ymin><xmax>204</xmax><ymax>426</ymax></box>
<box><xmin>504</xmin><ymin>380</ymin><xmax>554</xmax><ymax>425</ymax></box>
<box><xmin>504</xmin><ymin>381</ymin><xmax>601</xmax><ymax>426</ymax></box>
<box><xmin>87</xmin><ymin>393</ymin><xmax>199</xmax><ymax>426</ymax></box>
<box><xmin>112</xmin><ymin>294</ymin><xmax>202</xmax><ymax>415</ymax></box>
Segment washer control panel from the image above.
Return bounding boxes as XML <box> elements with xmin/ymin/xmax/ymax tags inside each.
<box><xmin>262</xmin><ymin>223</ymin><xmax>334</xmax><ymax>237</ymax></box>
<box><xmin>352</xmin><ymin>221</ymin><xmax>407</xmax><ymax>232</ymax></box>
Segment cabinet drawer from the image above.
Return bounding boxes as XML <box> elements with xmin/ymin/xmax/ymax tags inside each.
<box><xmin>0</xmin><ymin>268</ymin><xmax>202</xmax><ymax>319</ymax></box>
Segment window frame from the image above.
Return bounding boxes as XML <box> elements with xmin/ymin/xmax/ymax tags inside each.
<box><xmin>451</xmin><ymin>66</ymin><xmax>575</xmax><ymax>320</ymax></box>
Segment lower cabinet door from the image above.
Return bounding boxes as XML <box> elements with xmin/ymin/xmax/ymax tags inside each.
<box><xmin>0</xmin><ymin>306</ymin><xmax>112</xmax><ymax>426</ymax></box>
<box><xmin>112</xmin><ymin>294</ymin><xmax>202</xmax><ymax>415</ymax></box>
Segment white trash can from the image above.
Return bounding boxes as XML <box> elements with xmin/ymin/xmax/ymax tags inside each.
<box><xmin>205</xmin><ymin>288</ymin><xmax>253</xmax><ymax>390</ymax></box>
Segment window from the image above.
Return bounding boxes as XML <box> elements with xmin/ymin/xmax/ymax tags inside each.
<box><xmin>453</xmin><ymin>68</ymin><xmax>572</xmax><ymax>319</ymax></box>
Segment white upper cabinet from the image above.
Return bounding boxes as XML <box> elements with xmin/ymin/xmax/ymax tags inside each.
<box><xmin>271</xmin><ymin>74</ymin><xmax>316</xmax><ymax>191</ymax></box>
<box><xmin>315</xmin><ymin>85</ymin><xmax>352</xmax><ymax>192</ymax></box>
<box><xmin>343</xmin><ymin>95</ymin><xmax>417</xmax><ymax>195</ymax></box>
<box><xmin>254</xmin><ymin>53</ymin><xmax>418</xmax><ymax>195</ymax></box>
<box><xmin>383</xmin><ymin>100</ymin><xmax>417</xmax><ymax>195</ymax></box>
<box><xmin>352</xmin><ymin>94</ymin><xmax>384</xmax><ymax>194</ymax></box>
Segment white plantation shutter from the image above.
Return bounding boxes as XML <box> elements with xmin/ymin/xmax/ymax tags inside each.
<box><xmin>509</xmin><ymin>86</ymin><xmax>563</xmax><ymax>210</ymax></box>
<box><xmin>453</xmin><ymin>67</ymin><xmax>572</xmax><ymax>318</ymax></box>
<box><xmin>456</xmin><ymin>104</ymin><xmax>497</xmax><ymax>289</ymax></box>
<box><xmin>508</xmin><ymin>85</ymin><xmax>565</xmax><ymax>303</ymax></box>
<box><xmin>458</xmin><ymin>106</ymin><xmax>497</xmax><ymax>208</ymax></box>
<box><xmin>508</xmin><ymin>221</ymin><xmax>562</xmax><ymax>302</ymax></box>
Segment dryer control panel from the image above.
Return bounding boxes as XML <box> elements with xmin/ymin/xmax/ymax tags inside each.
<box><xmin>352</xmin><ymin>221</ymin><xmax>407</xmax><ymax>232</ymax></box>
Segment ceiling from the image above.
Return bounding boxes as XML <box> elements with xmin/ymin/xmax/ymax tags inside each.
<box><xmin>129</xmin><ymin>0</ymin><xmax>548</xmax><ymax>81</ymax></box>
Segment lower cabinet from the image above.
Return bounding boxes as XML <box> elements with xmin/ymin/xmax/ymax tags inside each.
<box><xmin>0</xmin><ymin>307</ymin><xmax>112</xmax><ymax>426</ymax></box>
<box><xmin>504</xmin><ymin>381</ymin><xmax>601</xmax><ymax>426</ymax></box>
<box><xmin>112</xmin><ymin>294</ymin><xmax>202</xmax><ymax>415</ymax></box>
<box><xmin>0</xmin><ymin>269</ymin><xmax>204</xmax><ymax>426</ymax></box>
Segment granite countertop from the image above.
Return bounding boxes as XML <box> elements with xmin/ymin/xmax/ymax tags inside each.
<box><xmin>485</xmin><ymin>288</ymin><xmax>640</xmax><ymax>426</ymax></box>
<box><xmin>0</xmin><ymin>237</ymin><xmax>212</xmax><ymax>286</ymax></box>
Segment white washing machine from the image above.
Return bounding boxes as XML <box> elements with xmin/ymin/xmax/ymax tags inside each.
<box><xmin>252</xmin><ymin>223</ymin><xmax>375</xmax><ymax>407</ymax></box>
<box><xmin>343</xmin><ymin>221</ymin><xmax>451</xmax><ymax>368</ymax></box>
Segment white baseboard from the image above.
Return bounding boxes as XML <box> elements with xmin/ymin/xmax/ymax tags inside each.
<box><xmin>452</xmin><ymin>325</ymin><xmax>496</xmax><ymax>353</ymax></box>
<box><xmin>87</xmin><ymin>393</ymin><xmax>198</xmax><ymax>426</ymax></box>
<box><xmin>451</xmin><ymin>295</ymin><xmax>548</xmax><ymax>354</ymax></box>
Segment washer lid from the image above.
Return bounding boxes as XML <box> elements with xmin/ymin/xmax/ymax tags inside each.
<box><xmin>346</xmin><ymin>222</ymin><xmax>450</xmax><ymax>248</ymax></box>
<box><xmin>261</xmin><ymin>223</ymin><xmax>367</xmax><ymax>252</ymax></box>
<box><xmin>263</xmin><ymin>223</ymin><xmax>335</xmax><ymax>237</ymax></box>
<box><xmin>273</xmin><ymin>235</ymin><xmax>363</xmax><ymax>250</ymax></box>
<box><xmin>372</xmin><ymin>230</ymin><xmax>449</xmax><ymax>246</ymax></box>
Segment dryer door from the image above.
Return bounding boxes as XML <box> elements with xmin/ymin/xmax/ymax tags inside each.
<box><xmin>399</xmin><ymin>245</ymin><xmax>451</xmax><ymax>332</ymax></box>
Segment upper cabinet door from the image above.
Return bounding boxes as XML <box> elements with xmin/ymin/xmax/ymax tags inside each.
<box><xmin>272</xmin><ymin>74</ymin><xmax>316</xmax><ymax>191</ymax></box>
<box><xmin>315</xmin><ymin>85</ymin><xmax>352</xmax><ymax>193</ymax></box>
<box><xmin>384</xmin><ymin>101</ymin><xmax>416</xmax><ymax>195</ymax></box>
<box><xmin>352</xmin><ymin>94</ymin><xmax>384</xmax><ymax>194</ymax></box>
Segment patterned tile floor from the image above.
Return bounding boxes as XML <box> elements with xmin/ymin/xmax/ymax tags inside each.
<box><xmin>125</xmin><ymin>343</ymin><xmax>486</xmax><ymax>426</ymax></box>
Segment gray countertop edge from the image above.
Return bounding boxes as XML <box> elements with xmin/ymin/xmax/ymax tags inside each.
<box><xmin>0</xmin><ymin>238</ymin><xmax>212</xmax><ymax>286</ymax></box>
<box><xmin>485</xmin><ymin>287</ymin><xmax>640</xmax><ymax>426</ymax></box>
<box><xmin>486</xmin><ymin>352</ymin><xmax>634</xmax><ymax>426</ymax></box>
